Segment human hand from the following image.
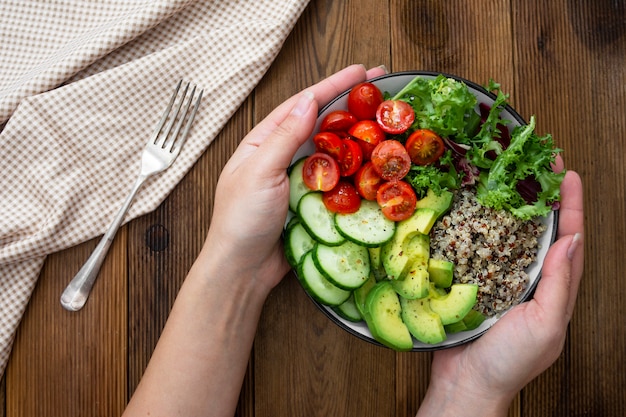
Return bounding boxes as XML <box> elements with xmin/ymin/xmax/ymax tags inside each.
<box><xmin>199</xmin><ymin>64</ymin><xmax>387</xmax><ymax>294</ymax></box>
<box><xmin>417</xmin><ymin>164</ymin><xmax>584</xmax><ymax>416</ymax></box>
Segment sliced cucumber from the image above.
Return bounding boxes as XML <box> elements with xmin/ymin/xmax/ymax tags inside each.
<box><xmin>298</xmin><ymin>251</ymin><xmax>351</xmax><ymax>306</ymax></box>
<box><xmin>313</xmin><ymin>240</ymin><xmax>370</xmax><ymax>290</ymax></box>
<box><xmin>335</xmin><ymin>200</ymin><xmax>396</xmax><ymax>247</ymax></box>
<box><xmin>298</xmin><ymin>192</ymin><xmax>345</xmax><ymax>246</ymax></box>
<box><xmin>332</xmin><ymin>294</ymin><xmax>362</xmax><ymax>322</ymax></box>
<box><xmin>289</xmin><ymin>157</ymin><xmax>312</xmax><ymax>212</ymax></box>
<box><xmin>284</xmin><ymin>221</ymin><xmax>316</xmax><ymax>268</ymax></box>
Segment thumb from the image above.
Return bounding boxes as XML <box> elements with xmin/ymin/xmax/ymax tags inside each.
<box><xmin>252</xmin><ymin>91</ymin><xmax>318</xmax><ymax>173</ymax></box>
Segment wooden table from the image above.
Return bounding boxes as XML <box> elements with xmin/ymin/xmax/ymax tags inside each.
<box><xmin>2</xmin><ymin>0</ymin><xmax>625</xmax><ymax>416</ymax></box>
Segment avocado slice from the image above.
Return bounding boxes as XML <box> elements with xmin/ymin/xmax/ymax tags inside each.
<box><xmin>415</xmin><ymin>188</ymin><xmax>454</xmax><ymax>219</ymax></box>
<box><xmin>365</xmin><ymin>281</ymin><xmax>414</xmax><ymax>351</ymax></box>
<box><xmin>429</xmin><ymin>284</ymin><xmax>479</xmax><ymax>325</ymax></box>
<box><xmin>391</xmin><ymin>264</ymin><xmax>430</xmax><ymax>299</ymax></box>
<box><xmin>381</xmin><ymin>208</ymin><xmax>436</xmax><ymax>280</ymax></box>
<box><xmin>427</xmin><ymin>258</ymin><xmax>454</xmax><ymax>288</ymax></box>
<box><xmin>400</xmin><ymin>296</ymin><xmax>447</xmax><ymax>344</ymax></box>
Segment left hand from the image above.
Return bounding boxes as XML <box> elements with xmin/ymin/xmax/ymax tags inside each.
<box><xmin>200</xmin><ymin>65</ymin><xmax>387</xmax><ymax>294</ymax></box>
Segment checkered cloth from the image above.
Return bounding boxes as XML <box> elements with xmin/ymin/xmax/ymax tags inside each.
<box><xmin>0</xmin><ymin>0</ymin><xmax>309</xmax><ymax>376</ymax></box>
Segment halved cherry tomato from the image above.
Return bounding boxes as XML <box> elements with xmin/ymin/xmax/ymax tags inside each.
<box><xmin>348</xmin><ymin>119</ymin><xmax>386</xmax><ymax>160</ymax></box>
<box><xmin>348</xmin><ymin>120</ymin><xmax>386</xmax><ymax>145</ymax></box>
<box><xmin>348</xmin><ymin>82</ymin><xmax>384</xmax><ymax>120</ymax></box>
<box><xmin>338</xmin><ymin>138</ymin><xmax>363</xmax><ymax>177</ymax></box>
<box><xmin>354</xmin><ymin>161</ymin><xmax>383</xmax><ymax>201</ymax></box>
<box><xmin>370</xmin><ymin>139</ymin><xmax>412</xmax><ymax>181</ymax></box>
<box><xmin>302</xmin><ymin>152</ymin><xmax>340</xmax><ymax>191</ymax></box>
<box><xmin>376</xmin><ymin>99</ymin><xmax>415</xmax><ymax>134</ymax></box>
<box><xmin>320</xmin><ymin>110</ymin><xmax>358</xmax><ymax>133</ymax></box>
<box><xmin>313</xmin><ymin>131</ymin><xmax>344</xmax><ymax>160</ymax></box>
<box><xmin>376</xmin><ymin>180</ymin><xmax>417</xmax><ymax>221</ymax></box>
<box><xmin>322</xmin><ymin>181</ymin><xmax>361</xmax><ymax>214</ymax></box>
<box><xmin>405</xmin><ymin>129</ymin><xmax>445</xmax><ymax>165</ymax></box>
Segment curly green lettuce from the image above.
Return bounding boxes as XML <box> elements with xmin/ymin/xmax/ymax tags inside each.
<box><xmin>475</xmin><ymin>116</ymin><xmax>565</xmax><ymax>220</ymax></box>
<box><xmin>393</xmin><ymin>74</ymin><xmax>479</xmax><ymax>141</ymax></box>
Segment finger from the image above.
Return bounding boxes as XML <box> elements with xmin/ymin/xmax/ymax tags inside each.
<box><xmin>552</xmin><ymin>154</ymin><xmax>564</xmax><ymax>173</ymax></box>
<box><xmin>532</xmin><ymin>234</ymin><xmax>577</xmax><ymax>323</ymax></box>
<box><xmin>251</xmin><ymin>91</ymin><xmax>319</xmax><ymax>173</ymax></box>
<box><xmin>243</xmin><ymin>64</ymin><xmax>374</xmax><ymax>147</ymax></box>
<box><xmin>556</xmin><ymin>171</ymin><xmax>584</xmax><ymax>239</ymax></box>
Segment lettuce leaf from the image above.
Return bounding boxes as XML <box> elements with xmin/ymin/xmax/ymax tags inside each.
<box><xmin>475</xmin><ymin>116</ymin><xmax>565</xmax><ymax>220</ymax></box>
<box><xmin>393</xmin><ymin>74</ymin><xmax>478</xmax><ymax>141</ymax></box>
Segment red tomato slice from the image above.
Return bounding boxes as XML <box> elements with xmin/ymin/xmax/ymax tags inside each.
<box><xmin>348</xmin><ymin>119</ymin><xmax>386</xmax><ymax>160</ymax></box>
<box><xmin>348</xmin><ymin>120</ymin><xmax>386</xmax><ymax>145</ymax></box>
<box><xmin>376</xmin><ymin>100</ymin><xmax>415</xmax><ymax>134</ymax></box>
<box><xmin>405</xmin><ymin>129</ymin><xmax>446</xmax><ymax>165</ymax></box>
<box><xmin>348</xmin><ymin>82</ymin><xmax>384</xmax><ymax>120</ymax></box>
<box><xmin>376</xmin><ymin>180</ymin><xmax>417</xmax><ymax>221</ymax></box>
<box><xmin>320</xmin><ymin>110</ymin><xmax>358</xmax><ymax>133</ymax></box>
<box><xmin>322</xmin><ymin>181</ymin><xmax>361</xmax><ymax>214</ymax></box>
<box><xmin>313</xmin><ymin>131</ymin><xmax>344</xmax><ymax>160</ymax></box>
<box><xmin>370</xmin><ymin>139</ymin><xmax>412</xmax><ymax>181</ymax></box>
<box><xmin>355</xmin><ymin>139</ymin><xmax>377</xmax><ymax>161</ymax></box>
<box><xmin>338</xmin><ymin>139</ymin><xmax>363</xmax><ymax>177</ymax></box>
<box><xmin>302</xmin><ymin>152</ymin><xmax>340</xmax><ymax>191</ymax></box>
<box><xmin>354</xmin><ymin>161</ymin><xmax>383</xmax><ymax>201</ymax></box>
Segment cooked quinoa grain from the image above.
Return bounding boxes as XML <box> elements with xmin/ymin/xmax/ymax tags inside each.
<box><xmin>429</xmin><ymin>188</ymin><xmax>547</xmax><ymax>317</ymax></box>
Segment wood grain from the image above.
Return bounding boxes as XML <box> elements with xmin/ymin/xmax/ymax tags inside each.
<box><xmin>3</xmin><ymin>0</ymin><xmax>626</xmax><ymax>416</ymax></box>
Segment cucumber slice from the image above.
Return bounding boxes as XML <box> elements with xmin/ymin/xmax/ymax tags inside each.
<box><xmin>313</xmin><ymin>241</ymin><xmax>370</xmax><ymax>290</ymax></box>
<box><xmin>335</xmin><ymin>200</ymin><xmax>396</xmax><ymax>247</ymax></box>
<box><xmin>298</xmin><ymin>192</ymin><xmax>345</xmax><ymax>246</ymax></box>
<box><xmin>298</xmin><ymin>251</ymin><xmax>351</xmax><ymax>306</ymax></box>
<box><xmin>284</xmin><ymin>221</ymin><xmax>316</xmax><ymax>268</ymax></box>
<box><xmin>332</xmin><ymin>294</ymin><xmax>362</xmax><ymax>322</ymax></box>
<box><xmin>289</xmin><ymin>157</ymin><xmax>312</xmax><ymax>212</ymax></box>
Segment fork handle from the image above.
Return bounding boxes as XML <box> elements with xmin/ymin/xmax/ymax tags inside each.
<box><xmin>60</xmin><ymin>174</ymin><xmax>148</xmax><ymax>311</ymax></box>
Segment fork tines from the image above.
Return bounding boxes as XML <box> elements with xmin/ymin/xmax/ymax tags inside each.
<box><xmin>152</xmin><ymin>80</ymin><xmax>203</xmax><ymax>153</ymax></box>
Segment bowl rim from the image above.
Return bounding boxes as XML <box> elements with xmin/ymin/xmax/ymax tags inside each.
<box><xmin>298</xmin><ymin>70</ymin><xmax>559</xmax><ymax>351</ymax></box>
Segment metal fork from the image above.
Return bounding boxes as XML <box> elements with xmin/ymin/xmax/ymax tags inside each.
<box><xmin>60</xmin><ymin>80</ymin><xmax>203</xmax><ymax>311</ymax></box>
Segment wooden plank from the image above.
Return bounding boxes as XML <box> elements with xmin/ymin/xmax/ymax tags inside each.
<box><xmin>513</xmin><ymin>0</ymin><xmax>626</xmax><ymax>415</ymax></box>
<box><xmin>126</xmin><ymin>100</ymin><xmax>250</xmax><ymax>399</ymax></box>
<box><xmin>4</xmin><ymin>237</ymin><xmax>127</xmax><ymax>417</ymax></box>
<box><xmin>252</xmin><ymin>1</ymin><xmax>394</xmax><ymax>416</ymax></box>
<box><xmin>389</xmin><ymin>1</ymin><xmax>519</xmax><ymax>415</ymax></box>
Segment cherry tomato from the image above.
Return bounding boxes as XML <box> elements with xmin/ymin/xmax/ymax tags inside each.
<box><xmin>370</xmin><ymin>139</ymin><xmax>412</xmax><ymax>181</ymax></box>
<box><xmin>354</xmin><ymin>161</ymin><xmax>383</xmax><ymax>200</ymax></box>
<box><xmin>348</xmin><ymin>82</ymin><xmax>384</xmax><ymax>120</ymax></box>
<box><xmin>313</xmin><ymin>131</ymin><xmax>344</xmax><ymax>160</ymax></box>
<box><xmin>348</xmin><ymin>120</ymin><xmax>386</xmax><ymax>145</ymax></box>
<box><xmin>302</xmin><ymin>152</ymin><xmax>340</xmax><ymax>191</ymax></box>
<box><xmin>376</xmin><ymin>180</ymin><xmax>417</xmax><ymax>221</ymax></box>
<box><xmin>348</xmin><ymin>119</ymin><xmax>386</xmax><ymax>160</ymax></box>
<box><xmin>405</xmin><ymin>129</ymin><xmax>446</xmax><ymax>165</ymax></box>
<box><xmin>322</xmin><ymin>181</ymin><xmax>361</xmax><ymax>214</ymax></box>
<box><xmin>376</xmin><ymin>100</ymin><xmax>415</xmax><ymax>134</ymax></box>
<box><xmin>320</xmin><ymin>110</ymin><xmax>358</xmax><ymax>133</ymax></box>
<box><xmin>338</xmin><ymin>138</ymin><xmax>363</xmax><ymax>177</ymax></box>
<box><xmin>355</xmin><ymin>139</ymin><xmax>377</xmax><ymax>161</ymax></box>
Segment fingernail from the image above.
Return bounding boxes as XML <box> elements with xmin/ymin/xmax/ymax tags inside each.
<box><xmin>567</xmin><ymin>233</ymin><xmax>582</xmax><ymax>260</ymax></box>
<box><xmin>377</xmin><ymin>64</ymin><xmax>389</xmax><ymax>74</ymax></box>
<box><xmin>291</xmin><ymin>91</ymin><xmax>314</xmax><ymax>117</ymax></box>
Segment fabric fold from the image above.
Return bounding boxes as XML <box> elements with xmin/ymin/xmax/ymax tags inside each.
<box><xmin>0</xmin><ymin>0</ymin><xmax>310</xmax><ymax>376</ymax></box>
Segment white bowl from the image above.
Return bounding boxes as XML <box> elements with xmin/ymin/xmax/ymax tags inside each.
<box><xmin>290</xmin><ymin>71</ymin><xmax>558</xmax><ymax>351</ymax></box>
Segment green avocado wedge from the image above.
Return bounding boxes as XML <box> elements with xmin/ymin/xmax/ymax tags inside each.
<box><xmin>365</xmin><ymin>281</ymin><xmax>414</xmax><ymax>351</ymax></box>
<box><xmin>429</xmin><ymin>284</ymin><xmax>479</xmax><ymax>325</ymax></box>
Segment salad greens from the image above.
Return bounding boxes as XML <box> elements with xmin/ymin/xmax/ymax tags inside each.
<box><xmin>395</xmin><ymin>75</ymin><xmax>564</xmax><ymax>220</ymax></box>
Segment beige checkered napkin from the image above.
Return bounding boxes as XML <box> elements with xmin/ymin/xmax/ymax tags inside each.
<box><xmin>0</xmin><ymin>0</ymin><xmax>309</xmax><ymax>376</ymax></box>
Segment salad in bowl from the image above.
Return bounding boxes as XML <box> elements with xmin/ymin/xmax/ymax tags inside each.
<box><xmin>284</xmin><ymin>71</ymin><xmax>563</xmax><ymax>351</ymax></box>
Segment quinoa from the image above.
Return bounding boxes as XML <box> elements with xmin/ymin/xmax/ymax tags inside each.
<box><xmin>429</xmin><ymin>188</ymin><xmax>547</xmax><ymax>317</ymax></box>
